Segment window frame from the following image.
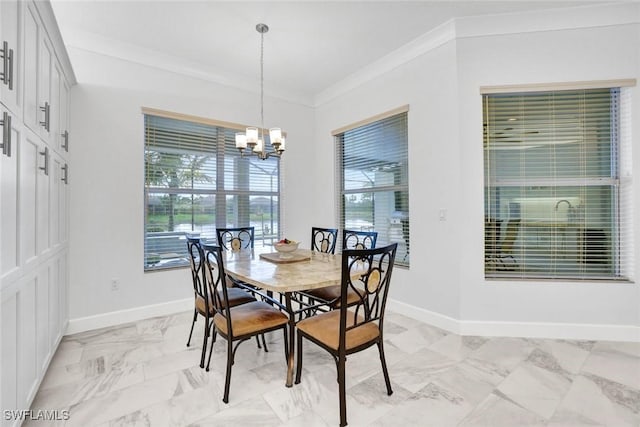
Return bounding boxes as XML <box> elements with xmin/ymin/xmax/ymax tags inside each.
<box><xmin>143</xmin><ymin>109</ymin><xmax>281</xmax><ymax>271</ymax></box>
<box><xmin>334</xmin><ymin>107</ymin><xmax>410</xmax><ymax>266</ymax></box>
<box><xmin>482</xmin><ymin>85</ymin><xmax>632</xmax><ymax>281</ymax></box>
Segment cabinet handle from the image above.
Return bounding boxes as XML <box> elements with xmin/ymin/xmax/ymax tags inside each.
<box><xmin>0</xmin><ymin>111</ymin><xmax>11</xmax><ymax>157</ymax></box>
<box><xmin>8</xmin><ymin>47</ymin><xmax>13</xmax><ymax>90</ymax></box>
<box><xmin>0</xmin><ymin>41</ymin><xmax>12</xmax><ymax>89</ymax></box>
<box><xmin>39</xmin><ymin>147</ymin><xmax>49</xmax><ymax>175</ymax></box>
<box><xmin>61</xmin><ymin>130</ymin><xmax>69</xmax><ymax>151</ymax></box>
<box><xmin>40</xmin><ymin>102</ymin><xmax>50</xmax><ymax>131</ymax></box>
<box><xmin>61</xmin><ymin>163</ymin><xmax>68</xmax><ymax>184</ymax></box>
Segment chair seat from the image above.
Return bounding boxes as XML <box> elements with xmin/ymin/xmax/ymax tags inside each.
<box><xmin>297</xmin><ymin>309</ymin><xmax>379</xmax><ymax>351</ymax></box>
<box><xmin>195</xmin><ymin>287</ymin><xmax>255</xmax><ymax>315</ymax></box>
<box><xmin>214</xmin><ymin>301</ymin><xmax>289</xmax><ymax>337</ymax></box>
<box><xmin>304</xmin><ymin>285</ymin><xmax>361</xmax><ymax>308</ymax></box>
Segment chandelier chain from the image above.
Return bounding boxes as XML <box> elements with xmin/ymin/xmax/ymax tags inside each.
<box><xmin>260</xmin><ymin>29</ymin><xmax>265</xmax><ymax>144</ymax></box>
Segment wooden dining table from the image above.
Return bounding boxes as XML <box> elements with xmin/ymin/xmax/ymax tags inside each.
<box><xmin>222</xmin><ymin>247</ymin><xmax>358</xmax><ymax>387</ymax></box>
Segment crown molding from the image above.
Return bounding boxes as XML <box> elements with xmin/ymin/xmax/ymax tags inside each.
<box><xmin>64</xmin><ymin>28</ymin><xmax>315</xmax><ymax>107</ymax></box>
<box><xmin>33</xmin><ymin>0</ymin><xmax>77</xmax><ymax>85</ymax></box>
<box><xmin>313</xmin><ymin>2</ymin><xmax>640</xmax><ymax>108</ymax></box>
<box><xmin>61</xmin><ymin>2</ymin><xmax>639</xmax><ymax>109</ymax></box>
<box><xmin>455</xmin><ymin>1</ymin><xmax>640</xmax><ymax>39</ymax></box>
<box><xmin>314</xmin><ymin>19</ymin><xmax>457</xmax><ymax>107</ymax></box>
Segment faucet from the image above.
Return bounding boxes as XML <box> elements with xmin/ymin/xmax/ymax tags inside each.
<box><xmin>555</xmin><ymin>199</ymin><xmax>572</xmax><ymax>211</ymax></box>
<box><xmin>555</xmin><ymin>199</ymin><xmax>577</xmax><ymax>222</ymax></box>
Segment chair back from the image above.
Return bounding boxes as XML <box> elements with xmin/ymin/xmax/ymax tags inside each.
<box><xmin>186</xmin><ymin>236</ymin><xmax>208</xmax><ymax>306</ymax></box>
<box><xmin>501</xmin><ymin>219</ymin><xmax>521</xmax><ymax>255</ymax></box>
<box><xmin>339</xmin><ymin>243</ymin><xmax>398</xmax><ymax>349</ymax></box>
<box><xmin>311</xmin><ymin>227</ymin><xmax>338</xmax><ymax>254</ymax></box>
<box><xmin>202</xmin><ymin>244</ymin><xmax>234</xmax><ymax>335</ymax></box>
<box><xmin>343</xmin><ymin>229</ymin><xmax>378</xmax><ymax>250</ymax></box>
<box><xmin>216</xmin><ymin>227</ymin><xmax>255</xmax><ymax>252</ymax></box>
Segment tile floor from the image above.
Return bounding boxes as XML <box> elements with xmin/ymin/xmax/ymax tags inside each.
<box><xmin>29</xmin><ymin>309</ymin><xmax>640</xmax><ymax>426</ymax></box>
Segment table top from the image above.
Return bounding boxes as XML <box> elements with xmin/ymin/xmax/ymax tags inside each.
<box><xmin>223</xmin><ymin>248</ymin><xmax>349</xmax><ymax>293</ymax></box>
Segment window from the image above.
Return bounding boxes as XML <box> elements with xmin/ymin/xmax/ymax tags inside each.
<box><xmin>483</xmin><ymin>86</ymin><xmax>632</xmax><ymax>280</ymax></box>
<box><xmin>335</xmin><ymin>107</ymin><xmax>410</xmax><ymax>266</ymax></box>
<box><xmin>144</xmin><ymin>112</ymin><xmax>280</xmax><ymax>270</ymax></box>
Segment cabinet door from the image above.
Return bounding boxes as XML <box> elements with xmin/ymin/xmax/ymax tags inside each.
<box><xmin>22</xmin><ymin>2</ymin><xmax>39</xmax><ymax>134</ymax></box>
<box><xmin>37</xmin><ymin>34</ymin><xmax>52</xmax><ymax>141</ymax></box>
<box><xmin>0</xmin><ymin>0</ymin><xmax>21</xmax><ymax>115</ymax></box>
<box><xmin>17</xmin><ymin>276</ymin><xmax>37</xmax><ymax>410</ymax></box>
<box><xmin>48</xmin><ymin>63</ymin><xmax>61</xmax><ymax>148</ymax></box>
<box><xmin>1</xmin><ymin>106</ymin><xmax>20</xmax><ymax>281</ymax></box>
<box><xmin>1</xmin><ymin>290</ymin><xmax>18</xmax><ymax>425</ymax></box>
<box><xmin>19</xmin><ymin>130</ymin><xmax>39</xmax><ymax>265</ymax></box>
<box><xmin>36</xmin><ymin>263</ymin><xmax>50</xmax><ymax>373</ymax></box>
<box><xmin>59</xmin><ymin>79</ymin><xmax>70</xmax><ymax>155</ymax></box>
<box><xmin>49</xmin><ymin>153</ymin><xmax>60</xmax><ymax>247</ymax></box>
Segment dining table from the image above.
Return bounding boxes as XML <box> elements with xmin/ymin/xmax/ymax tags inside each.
<box><xmin>222</xmin><ymin>246</ymin><xmax>362</xmax><ymax>387</ymax></box>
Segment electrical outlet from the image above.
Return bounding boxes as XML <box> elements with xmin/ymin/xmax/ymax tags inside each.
<box><xmin>439</xmin><ymin>208</ymin><xmax>447</xmax><ymax>221</ymax></box>
<box><xmin>110</xmin><ymin>278</ymin><xmax>120</xmax><ymax>291</ymax></box>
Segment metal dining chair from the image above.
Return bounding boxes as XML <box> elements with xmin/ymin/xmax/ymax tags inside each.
<box><xmin>301</xmin><ymin>229</ymin><xmax>379</xmax><ymax>311</ymax></box>
<box><xmin>185</xmin><ymin>236</ymin><xmax>256</xmax><ymax>368</ymax></box>
<box><xmin>202</xmin><ymin>244</ymin><xmax>289</xmax><ymax>403</ymax></box>
<box><xmin>295</xmin><ymin>243</ymin><xmax>398</xmax><ymax>426</ymax></box>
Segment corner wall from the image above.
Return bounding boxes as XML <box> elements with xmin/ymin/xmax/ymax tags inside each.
<box><xmin>314</xmin><ymin>4</ymin><xmax>640</xmax><ymax>340</ymax></box>
<box><xmin>67</xmin><ymin>48</ymin><xmax>314</xmax><ymax>323</ymax></box>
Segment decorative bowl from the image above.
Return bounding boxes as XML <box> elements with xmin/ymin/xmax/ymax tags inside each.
<box><xmin>274</xmin><ymin>241</ymin><xmax>299</xmax><ymax>254</ymax></box>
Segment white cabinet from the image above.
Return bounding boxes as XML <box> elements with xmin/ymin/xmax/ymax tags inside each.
<box><xmin>0</xmin><ymin>0</ymin><xmax>73</xmax><ymax>419</ymax></box>
<box><xmin>0</xmin><ymin>0</ymin><xmax>21</xmax><ymax>115</ymax></box>
<box><xmin>0</xmin><ymin>105</ymin><xmax>20</xmax><ymax>282</ymax></box>
<box><xmin>59</xmin><ymin>80</ymin><xmax>69</xmax><ymax>154</ymax></box>
<box><xmin>22</xmin><ymin>1</ymin><xmax>39</xmax><ymax>134</ymax></box>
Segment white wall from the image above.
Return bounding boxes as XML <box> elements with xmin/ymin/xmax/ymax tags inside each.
<box><xmin>314</xmin><ymin>4</ymin><xmax>640</xmax><ymax>338</ymax></box>
<box><xmin>68</xmin><ymin>3</ymin><xmax>639</xmax><ymax>339</ymax></box>
<box><xmin>456</xmin><ymin>21</ymin><xmax>640</xmax><ymax>328</ymax></box>
<box><xmin>68</xmin><ymin>48</ymin><xmax>314</xmax><ymax>321</ymax></box>
<box><xmin>314</xmin><ymin>40</ymin><xmax>463</xmax><ymax>321</ymax></box>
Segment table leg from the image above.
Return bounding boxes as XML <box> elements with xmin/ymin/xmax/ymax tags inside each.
<box><xmin>284</xmin><ymin>291</ymin><xmax>295</xmax><ymax>387</ymax></box>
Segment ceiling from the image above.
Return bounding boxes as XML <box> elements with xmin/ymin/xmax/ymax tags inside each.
<box><xmin>50</xmin><ymin>1</ymin><xmax>603</xmax><ymax>105</ymax></box>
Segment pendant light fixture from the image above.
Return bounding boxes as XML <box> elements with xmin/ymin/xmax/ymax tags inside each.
<box><xmin>235</xmin><ymin>23</ymin><xmax>285</xmax><ymax>160</ymax></box>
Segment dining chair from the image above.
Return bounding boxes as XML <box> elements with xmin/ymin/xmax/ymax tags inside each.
<box><xmin>185</xmin><ymin>236</ymin><xmax>257</xmax><ymax>368</ymax></box>
<box><xmin>485</xmin><ymin>219</ymin><xmax>521</xmax><ymax>271</ymax></box>
<box><xmin>311</xmin><ymin>227</ymin><xmax>338</xmax><ymax>254</ymax></box>
<box><xmin>202</xmin><ymin>244</ymin><xmax>290</xmax><ymax>403</ymax></box>
<box><xmin>216</xmin><ymin>226</ymin><xmax>274</xmax><ymax>349</ymax></box>
<box><xmin>216</xmin><ymin>226</ymin><xmax>255</xmax><ymax>251</ymax></box>
<box><xmin>300</xmin><ymin>229</ymin><xmax>379</xmax><ymax>311</ymax></box>
<box><xmin>295</xmin><ymin>243</ymin><xmax>398</xmax><ymax>427</ymax></box>
<box><xmin>343</xmin><ymin>229</ymin><xmax>378</xmax><ymax>251</ymax></box>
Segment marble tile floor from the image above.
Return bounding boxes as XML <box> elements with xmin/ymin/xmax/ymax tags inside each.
<box><xmin>28</xmin><ymin>310</ymin><xmax>640</xmax><ymax>427</ymax></box>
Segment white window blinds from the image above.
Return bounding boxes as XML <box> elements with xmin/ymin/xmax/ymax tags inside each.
<box><xmin>144</xmin><ymin>113</ymin><xmax>280</xmax><ymax>270</ymax></box>
<box><xmin>483</xmin><ymin>88</ymin><xmax>632</xmax><ymax>280</ymax></box>
<box><xmin>336</xmin><ymin>110</ymin><xmax>410</xmax><ymax>265</ymax></box>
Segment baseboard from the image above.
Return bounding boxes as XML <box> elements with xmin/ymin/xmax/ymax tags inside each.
<box><xmin>65</xmin><ymin>297</ymin><xmax>639</xmax><ymax>342</ymax></box>
<box><xmin>65</xmin><ymin>298</ymin><xmax>192</xmax><ymax>335</ymax></box>
<box><xmin>387</xmin><ymin>298</ymin><xmax>640</xmax><ymax>342</ymax></box>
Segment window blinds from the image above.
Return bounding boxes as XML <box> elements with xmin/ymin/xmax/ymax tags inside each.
<box><xmin>336</xmin><ymin>111</ymin><xmax>410</xmax><ymax>265</ymax></box>
<box><xmin>483</xmin><ymin>88</ymin><xmax>630</xmax><ymax>280</ymax></box>
<box><xmin>144</xmin><ymin>113</ymin><xmax>280</xmax><ymax>270</ymax></box>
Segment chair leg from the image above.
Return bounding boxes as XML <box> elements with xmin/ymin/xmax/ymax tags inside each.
<box><xmin>294</xmin><ymin>331</ymin><xmax>303</xmax><ymax>384</ymax></box>
<box><xmin>282</xmin><ymin>326</ymin><xmax>289</xmax><ymax>362</ymax></box>
<box><xmin>261</xmin><ymin>334</ymin><xmax>269</xmax><ymax>352</ymax></box>
<box><xmin>200</xmin><ymin>317</ymin><xmax>209</xmax><ymax>369</ymax></box>
<box><xmin>377</xmin><ymin>340</ymin><xmax>393</xmax><ymax>396</ymax></box>
<box><xmin>255</xmin><ymin>335</ymin><xmax>262</xmax><ymax>349</ymax></box>
<box><xmin>206</xmin><ymin>324</ymin><xmax>215</xmax><ymax>371</ymax></box>
<box><xmin>223</xmin><ymin>339</ymin><xmax>234</xmax><ymax>403</ymax></box>
<box><xmin>338</xmin><ymin>354</ymin><xmax>347</xmax><ymax>426</ymax></box>
<box><xmin>186</xmin><ymin>309</ymin><xmax>197</xmax><ymax>347</ymax></box>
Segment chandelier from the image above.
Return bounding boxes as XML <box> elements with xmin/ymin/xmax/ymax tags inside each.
<box><xmin>235</xmin><ymin>23</ymin><xmax>285</xmax><ymax>160</ymax></box>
